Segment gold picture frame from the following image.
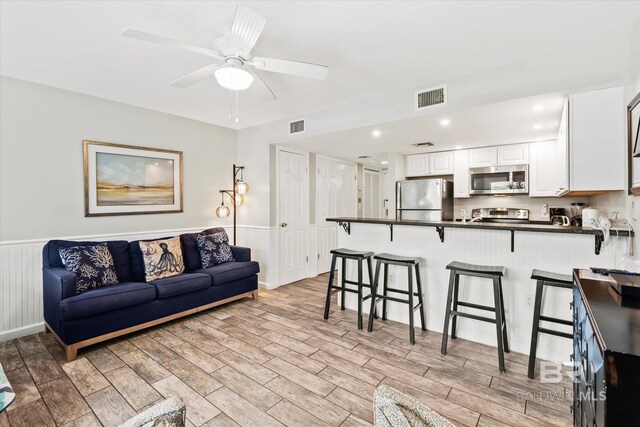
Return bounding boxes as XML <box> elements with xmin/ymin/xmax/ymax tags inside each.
<box><xmin>83</xmin><ymin>140</ymin><xmax>183</xmax><ymax>217</ymax></box>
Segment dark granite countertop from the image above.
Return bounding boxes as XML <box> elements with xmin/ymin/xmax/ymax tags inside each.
<box><xmin>326</xmin><ymin>217</ymin><xmax>633</xmax><ymax>236</ymax></box>
<box><xmin>574</xmin><ymin>269</ymin><xmax>640</xmax><ymax>356</ymax></box>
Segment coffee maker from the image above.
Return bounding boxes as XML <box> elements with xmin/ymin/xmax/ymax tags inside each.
<box><xmin>570</xmin><ymin>202</ymin><xmax>585</xmax><ymax>226</ymax></box>
<box><xmin>549</xmin><ymin>208</ymin><xmax>570</xmax><ymax>226</ymax></box>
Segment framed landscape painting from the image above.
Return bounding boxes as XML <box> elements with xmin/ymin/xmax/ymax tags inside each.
<box><xmin>84</xmin><ymin>140</ymin><xmax>183</xmax><ymax>216</ymax></box>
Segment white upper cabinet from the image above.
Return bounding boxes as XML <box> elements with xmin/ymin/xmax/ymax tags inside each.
<box><xmin>429</xmin><ymin>151</ymin><xmax>454</xmax><ymax>175</ymax></box>
<box><xmin>405</xmin><ymin>153</ymin><xmax>429</xmax><ymax>177</ymax></box>
<box><xmin>568</xmin><ymin>86</ymin><xmax>625</xmax><ymax>192</ymax></box>
<box><xmin>556</xmin><ymin>99</ymin><xmax>570</xmax><ymax>195</ymax></box>
<box><xmin>497</xmin><ymin>143</ymin><xmax>529</xmax><ymax>165</ymax></box>
<box><xmin>468</xmin><ymin>147</ymin><xmax>497</xmax><ymax>167</ymax></box>
<box><xmin>529</xmin><ymin>140</ymin><xmax>559</xmax><ymax>197</ymax></box>
<box><xmin>453</xmin><ymin>149</ymin><xmax>470</xmax><ymax>198</ymax></box>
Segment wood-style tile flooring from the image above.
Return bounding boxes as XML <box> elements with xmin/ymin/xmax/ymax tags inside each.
<box><xmin>0</xmin><ymin>274</ymin><xmax>571</xmax><ymax>427</ymax></box>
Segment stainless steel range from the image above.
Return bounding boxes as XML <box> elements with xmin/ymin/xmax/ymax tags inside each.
<box><xmin>471</xmin><ymin>208</ymin><xmax>529</xmax><ymax>223</ymax></box>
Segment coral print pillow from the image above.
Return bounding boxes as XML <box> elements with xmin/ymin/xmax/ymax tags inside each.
<box><xmin>197</xmin><ymin>231</ymin><xmax>235</xmax><ymax>268</ymax></box>
<box><xmin>59</xmin><ymin>243</ymin><xmax>119</xmax><ymax>295</ymax></box>
<box><xmin>139</xmin><ymin>236</ymin><xmax>185</xmax><ymax>282</ymax></box>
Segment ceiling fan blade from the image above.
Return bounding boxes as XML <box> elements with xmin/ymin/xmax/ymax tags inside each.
<box><xmin>229</xmin><ymin>6</ymin><xmax>266</xmax><ymax>55</ymax></box>
<box><xmin>122</xmin><ymin>29</ymin><xmax>224</xmax><ymax>60</ymax></box>
<box><xmin>248</xmin><ymin>69</ymin><xmax>277</xmax><ymax>100</ymax></box>
<box><xmin>250</xmin><ymin>57</ymin><xmax>328</xmax><ymax>80</ymax></box>
<box><xmin>170</xmin><ymin>64</ymin><xmax>220</xmax><ymax>88</ymax></box>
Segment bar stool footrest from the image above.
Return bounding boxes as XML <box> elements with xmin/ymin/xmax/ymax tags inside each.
<box><xmin>450</xmin><ymin>310</ymin><xmax>497</xmax><ymax>324</ymax></box>
<box><xmin>538</xmin><ymin>327</ymin><xmax>573</xmax><ymax>339</ymax></box>
<box><xmin>539</xmin><ymin>315</ymin><xmax>573</xmax><ymax>326</ymax></box>
<box><xmin>457</xmin><ymin>301</ymin><xmax>496</xmax><ymax>312</ymax></box>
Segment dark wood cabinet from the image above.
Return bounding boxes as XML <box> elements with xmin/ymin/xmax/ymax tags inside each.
<box><xmin>572</xmin><ymin>271</ymin><xmax>640</xmax><ymax>426</ymax></box>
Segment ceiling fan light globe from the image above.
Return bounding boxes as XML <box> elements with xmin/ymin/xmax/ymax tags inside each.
<box><xmin>214</xmin><ymin>65</ymin><xmax>253</xmax><ymax>91</ymax></box>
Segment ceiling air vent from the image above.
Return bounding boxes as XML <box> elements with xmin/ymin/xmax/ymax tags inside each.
<box><xmin>289</xmin><ymin>119</ymin><xmax>305</xmax><ymax>134</ymax></box>
<box><xmin>415</xmin><ymin>85</ymin><xmax>447</xmax><ymax>111</ymax></box>
<box><xmin>412</xmin><ymin>142</ymin><xmax>435</xmax><ymax>148</ymax></box>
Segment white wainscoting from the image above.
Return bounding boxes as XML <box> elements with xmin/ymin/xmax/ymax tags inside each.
<box><xmin>339</xmin><ymin>223</ymin><xmax>626</xmax><ymax>362</ymax></box>
<box><xmin>0</xmin><ymin>225</ymin><xmax>273</xmax><ymax>341</ymax></box>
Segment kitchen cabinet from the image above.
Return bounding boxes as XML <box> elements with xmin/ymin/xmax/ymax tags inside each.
<box><xmin>468</xmin><ymin>147</ymin><xmax>497</xmax><ymax>168</ymax></box>
<box><xmin>529</xmin><ymin>140</ymin><xmax>558</xmax><ymax>197</ymax></box>
<box><xmin>497</xmin><ymin>143</ymin><xmax>529</xmax><ymax>165</ymax></box>
<box><xmin>405</xmin><ymin>153</ymin><xmax>429</xmax><ymax>177</ymax></box>
<box><xmin>568</xmin><ymin>86</ymin><xmax>625</xmax><ymax>192</ymax></box>
<box><xmin>429</xmin><ymin>151</ymin><xmax>454</xmax><ymax>175</ymax></box>
<box><xmin>556</xmin><ymin>99</ymin><xmax>569</xmax><ymax>195</ymax></box>
<box><xmin>453</xmin><ymin>149</ymin><xmax>470</xmax><ymax>198</ymax></box>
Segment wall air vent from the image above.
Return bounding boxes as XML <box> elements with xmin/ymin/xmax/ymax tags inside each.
<box><xmin>415</xmin><ymin>85</ymin><xmax>447</xmax><ymax>111</ymax></box>
<box><xmin>358</xmin><ymin>155</ymin><xmax>371</xmax><ymax>159</ymax></box>
<box><xmin>289</xmin><ymin>119</ymin><xmax>305</xmax><ymax>134</ymax></box>
<box><xmin>412</xmin><ymin>142</ymin><xmax>435</xmax><ymax>148</ymax></box>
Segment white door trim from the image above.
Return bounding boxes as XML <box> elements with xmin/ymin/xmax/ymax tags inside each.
<box><xmin>276</xmin><ymin>146</ymin><xmax>309</xmax><ymax>286</ymax></box>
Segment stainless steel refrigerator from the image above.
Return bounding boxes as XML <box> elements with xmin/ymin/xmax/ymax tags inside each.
<box><xmin>396</xmin><ymin>178</ymin><xmax>454</xmax><ymax>221</ymax></box>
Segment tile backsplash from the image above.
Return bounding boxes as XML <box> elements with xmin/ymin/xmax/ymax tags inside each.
<box><xmin>454</xmin><ymin>196</ymin><xmax>591</xmax><ymax>222</ymax></box>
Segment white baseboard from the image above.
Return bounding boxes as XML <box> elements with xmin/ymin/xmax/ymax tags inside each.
<box><xmin>0</xmin><ymin>322</ymin><xmax>44</xmax><ymax>342</ymax></box>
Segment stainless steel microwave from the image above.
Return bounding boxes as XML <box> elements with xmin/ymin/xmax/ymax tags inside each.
<box><xmin>469</xmin><ymin>165</ymin><xmax>528</xmax><ymax>195</ymax></box>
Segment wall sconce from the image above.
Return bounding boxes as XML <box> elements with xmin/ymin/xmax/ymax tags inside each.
<box><xmin>216</xmin><ymin>164</ymin><xmax>248</xmax><ymax>245</ymax></box>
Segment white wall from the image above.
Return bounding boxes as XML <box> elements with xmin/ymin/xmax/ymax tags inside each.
<box><xmin>0</xmin><ymin>76</ymin><xmax>236</xmax><ymax>241</ymax></box>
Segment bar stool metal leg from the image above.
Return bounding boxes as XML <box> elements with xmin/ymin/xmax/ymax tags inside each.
<box><xmin>499</xmin><ymin>278</ymin><xmax>509</xmax><ymax>353</ymax></box>
<box><xmin>408</xmin><ymin>265</ymin><xmax>415</xmax><ymax>344</ymax></box>
<box><xmin>528</xmin><ymin>279</ymin><xmax>544</xmax><ymax>378</ymax></box>
<box><xmin>381</xmin><ymin>263</ymin><xmax>389</xmax><ymax>320</ymax></box>
<box><xmin>357</xmin><ymin>258</ymin><xmax>363</xmax><ymax>330</ymax></box>
<box><xmin>324</xmin><ymin>254</ymin><xmax>338</xmax><ymax>320</ymax></box>
<box><xmin>367</xmin><ymin>259</ymin><xmax>382</xmax><ymax>332</ymax></box>
<box><xmin>492</xmin><ymin>277</ymin><xmax>506</xmax><ymax>372</ymax></box>
<box><xmin>441</xmin><ymin>269</ymin><xmax>456</xmax><ymax>355</ymax></box>
<box><xmin>340</xmin><ymin>257</ymin><xmax>347</xmax><ymax>310</ymax></box>
<box><xmin>451</xmin><ymin>273</ymin><xmax>460</xmax><ymax>339</ymax></box>
<box><xmin>415</xmin><ymin>264</ymin><xmax>426</xmax><ymax>331</ymax></box>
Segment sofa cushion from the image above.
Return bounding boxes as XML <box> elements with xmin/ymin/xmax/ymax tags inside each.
<box><xmin>59</xmin><ymin>282</ymin><xmax>156</xmax><ymax>321</ymax></box>
<box><xmin>43</xmin><ymin>240</ymin><xmax>132</xmax><ymax>282</ymax></box>
<box><xmin>180</xmin><ymin>228</ymin><xmax>226</xmax><ymax>271</ymax></box>
<box><xmin>59</xmin><ymin>243</ymin><xmax>120</xmax><ymax>295</ymax></box>
<box><xmin>150</xmin><ymin>273</ymin><xmax>212</xmax><ymax>299</ymax></box>
<box><xmin>193</xmin><ymin>261</ymin><xmax>260</xmax><ymax>286</ymax></box>
<box><xmin>197</xmin><ymin>232</ymin><xmax>234</xmax><ymax>268</ymax></box>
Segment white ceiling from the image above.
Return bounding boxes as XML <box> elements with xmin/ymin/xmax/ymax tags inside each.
<box><xmin>1</xmin><ymin>1</ymin><xmax>640</xmax><ymax>129</ymax></box>
<box><xmin>281</xmin><ymin>92</ymin><xmax>566</xmax><ymax>165</ymax></box>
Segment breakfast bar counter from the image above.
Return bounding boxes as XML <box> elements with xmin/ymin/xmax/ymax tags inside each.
<box><xmin>325</xmin><ymin>216</ymin><xmax>632</xmax><ymax>362</ymax></box>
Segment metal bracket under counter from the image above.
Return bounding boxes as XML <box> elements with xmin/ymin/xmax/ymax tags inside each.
<box><xmin>338</xmin><ymin>221</ymin><xmax>351</xmax><ymax>235</ymax></box>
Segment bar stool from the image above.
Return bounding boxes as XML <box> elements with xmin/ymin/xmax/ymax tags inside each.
<box><xmin>527</xmin><ymin>269</ymin><xmax>573</xmax><ymax>379</ymax></box>
<box><xmin>441</xmin><ymin>261</ymin><xmax>508</xmax><ymax>372</ymax></box>
<box><xmin>367</xmin><ymin>253</ymin><xmax>426</xmax><ymax>344</ymax></box>
<box><xmin>323</xmin><ymin>248</ymin><xmax>375</xmax><ymax>330</ymax></box>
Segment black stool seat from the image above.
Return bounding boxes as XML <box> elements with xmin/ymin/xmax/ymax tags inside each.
<box><xmin>446</xmin><ymin>261</ymin><xmax>506</xmax><ymax>277</ymax></box>
<box><xmin>528</xmin><ymin>269</ymin><xmax>573</xmax><ymax>379</ymax></box>
<box><xmin>442</xmin><ymin>261</ymin><xmax>509</xmax><ymax>372</ymax></box>
<box><xmin>368</xmin><ymin>253</ymin><xmax>426</xmax><ymax>344</ymax></box>
<box><xmin>324</xmin><ymin>248</ymin><xmax>375</xmax><ymax>330</ymax></box>
<box><xmin>531</xmin><ymin>269</ymin><xmax>572</xmax><ymax>285</ymax></box>
<box><xmin>374</xmin><ymin>253</ymin><xmax>423</xmax><ymax>265</ymax></box>
<box><xmin>330</xmin><ymin>248</ymin><xmax>374</xmax><ymax>259</ymax></box>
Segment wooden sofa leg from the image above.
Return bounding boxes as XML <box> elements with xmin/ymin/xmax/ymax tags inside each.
<box><xmin>252</xmin><ymin>290</ymin><xmax>259</xmax><ymax>301</ymax></box>
<box><xmin>65</xmin><ymin>345</ymin><xmax>78</xmax><ymax>362</ymax></box>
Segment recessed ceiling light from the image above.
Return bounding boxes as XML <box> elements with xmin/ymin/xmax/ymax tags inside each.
<box><xmin>372</xmin><ymin>130</ymin><xmax>381</xmax><ymax>137</ymax></box>
<box><xmin>440</xmin><ymin>118</ymin><xmax>451</xmax><ymax>127</ymax></box>
<box><xmin>533</xmin><ymin>105</ymin><xmax>544</xmax><ymax>111</ymax></box>
<box><xmin>380</xmin><ymin>160</ymin><xmax>389</xmax><ymax>165</ymax></box>
<box><xmin>455</xmin><ymin>145</ymin><xmax>462</xmax><ymax>150</ymax></box>
<box><xmin>533</xmin><ymin>124</ymin><xmax>542</xmax><ymax>130</ymax></box>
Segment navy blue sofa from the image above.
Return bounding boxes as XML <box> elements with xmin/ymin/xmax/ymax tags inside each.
<box><xmin>42</xmin><ymin>229</ymin><xmax>259</xmax><ymax>361</ymax></box>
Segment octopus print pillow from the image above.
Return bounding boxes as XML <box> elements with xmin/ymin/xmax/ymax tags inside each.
<box><xmin>59</xmin><ymin>243</ymin><xmax>119</xmax><ymax>295</ymax></box>
<box><xmin>197</xmin><ymin>231</ymin><xmax>235</xmax><ymax>268</ymax></box>
<box><xmin>139</xmin><ymin>237</ymin><xmax>185</xmax><ymax>282</ymax></box>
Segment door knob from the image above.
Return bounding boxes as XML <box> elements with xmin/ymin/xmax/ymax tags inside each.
<box><xmin>281</xmin><ymin>222</ymin><xmax>288</xmax><ymax>227</ymax></box>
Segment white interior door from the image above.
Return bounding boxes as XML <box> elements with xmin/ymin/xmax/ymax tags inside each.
<box><xmin>317</xmin><ymin>158</ymin><xmax>357</xmax><ymax>274</ymax></box>
<box><xmin>278</xmin><ymin>150</ymin><xmax>308</xmax><ymax>285</ymax></box>
<box><xmin>363</xmin><ymin>168</ymin><xmax>383</xmax><ymax>218</ymax></box>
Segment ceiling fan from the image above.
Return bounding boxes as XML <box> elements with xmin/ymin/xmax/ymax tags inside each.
<box><xmin>122</xmin><ymin>6</ymin><xmax>329</xmax><ymax>99</ymax></box>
